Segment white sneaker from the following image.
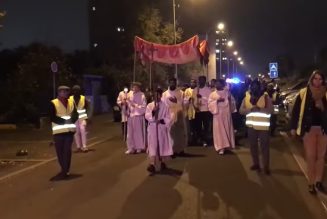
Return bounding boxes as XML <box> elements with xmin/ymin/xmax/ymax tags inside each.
<box><xmin>136</xmin><ymin>149</ymin><xmax>142</xmax><ymax>154</ymax></box>
<box><xmin>125</xmin><ymin>149</ymin><xmax>135</xmax><ymax>154</ymax></box>
<box><xmin>218</xmin><ymin>149</ymin><xmax>224</xmax><ymax>155</ymax></box>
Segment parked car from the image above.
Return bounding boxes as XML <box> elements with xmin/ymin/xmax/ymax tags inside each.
<box><xmin>284</xmin><ymin>90</ymin><xmax>300</xmax><ymax>119</ymax></box>
<box><xmin>280</xmin><ymin>80</ymin><xmax>307</xmax><ymax>106</ymax></box>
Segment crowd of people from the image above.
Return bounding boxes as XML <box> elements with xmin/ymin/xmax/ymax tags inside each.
<box><xmin>116</xmin><ymin>75</ymin><xmax>279</xmax><ymax>176</ymax></box>
<box><xmin>48</xmin><ymin>70</ymin><xmax>327</xmax><ymax>195</ymax></box>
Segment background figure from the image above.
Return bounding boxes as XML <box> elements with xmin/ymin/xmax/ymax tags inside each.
<box><xmin>162</xmin><ymin>78</ymin><xmax>187</xmax><ymax>156</ymax></box>
<box><xmin>240</xmin><ymin>80</ymin><xmax>273</xmax><ymax>175</ymax></box>
<box><xmin>208</xmin><ymin>79</ymin><xmax>235</xmax><ymax>155</ymax></box>
<box><xmin>267</xmin><ymin>83</ymin><xmax>280</xmax><ymax>136</ymax></box>
<box><xmin>117</xmin><ymin>84</ymin><xmax>130</xmax><ymax>140</ymax></box>
<box><xmin>145</xmin><ymin>88</ymin><xmax>173</xmax><ymax>174</ymax></box>
<box><xmin>184</xmin><ymin>79</ymin><xmax>197</xmax><ymax>145</ymax></box>
<box><xmin>126</xmin><ymin>82</ymin><xmax>147</xmax><ymax>154</ymax></box>
<box><xmin>70</xmin><ymin>85</ymin><xmax>90</xmax><ymax>152</ymax></box>
<box><xmin>291</xmin><ymin>70</ymin><xmax>327</xmax><ymax>194</ymax></box>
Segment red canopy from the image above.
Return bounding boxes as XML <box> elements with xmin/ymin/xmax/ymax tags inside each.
<box><xmin>134</xmin><ymin>35</ymin><xmax>209</xmax><ymax>65</ymax></box>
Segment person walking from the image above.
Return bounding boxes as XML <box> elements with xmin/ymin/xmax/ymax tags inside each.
<box><xmin>193</xmin><ymin>76</ymin><xmax>212</xmax><ymax>147</ymax></box>
<box><xmin>70</xmin><ymin>85</ymin><xmax>90</xmax><ymax>152</ymax></box>
<box><xmin>184</xmin><ymin>79</ymin><xmax>197</xmax><ymax>145</ymax></box>
<box><xmin>240</xmin><ymin>80</ymin><xmax>273</xmax><ymax>175</ymax></box>
<box><xmin>117</xmin><ymin>84</ymin><xmax>130</xmax><ymax>140</ymax></box>
<box><xmin>291</xmin><ymin>70</ymin><xmax>327</xmax><ymax>194</ymax></box>
<box><xmin>50</xmin><ymin>86</ymin><xmax>78</xmax><ymax>179</ymax></box>
<box><xmin>208</xmin><ymin>79</ymin><xmax>235</xmax><ymax>155</ymax></box>
<box><xmin>145</xmin><ymin>88</ymin><xmax>173</xmax><ymax>175</ymax></box>
<box><xmin>125</xmin><ymin>82</ymin><xmax>147</xmax><ymax>154</ymax></box>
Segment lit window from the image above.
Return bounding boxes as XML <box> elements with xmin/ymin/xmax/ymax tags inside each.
<box><xmin>92</xmin><ymin>6</ymin><xmax>96</xmax><ymax>11</ymax></box>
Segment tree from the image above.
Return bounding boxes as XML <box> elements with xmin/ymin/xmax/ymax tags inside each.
<box><xmin>3</xmin><ymin>43</ymin><xmax>72</xmax><ymax>124</ymax></box>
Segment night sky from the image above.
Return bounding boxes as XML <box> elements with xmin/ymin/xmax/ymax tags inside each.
<box><xmin>166</xmin><ymin>0</ymin><xmax>327</xmax><ymax>73</ymax></box>
<box><xmin>1</xmin><ymin>0</ymin><xmax>327</xmax><ymax>74</ymax></box>
<box><xmin>0</xmin><ymin>0</ymin><xmax>89</xmax><ymax>52</ymax></box>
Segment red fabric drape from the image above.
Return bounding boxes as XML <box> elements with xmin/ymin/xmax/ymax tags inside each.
<box><xmin>134</xmin><ymin>36</ymin><xmax>201</xmax><ymax>65</ymax></box>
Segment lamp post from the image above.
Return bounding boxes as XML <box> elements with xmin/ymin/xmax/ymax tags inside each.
<box><xmin>173</xmin><ymin>0</ymin><xmax>178</xmax><ymax>80</ymax></box>
<box><xmin>226</xmin><ymin>40</ymin><xmax>233</xmax><ymax>77</ymax></box>
<box><xmin>217</xmin><ymin>22</ymin><xmax>225</xmax><ymax>79</ymax></box>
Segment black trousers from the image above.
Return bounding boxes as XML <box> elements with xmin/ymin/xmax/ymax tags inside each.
<box><xmin>195</xmin><ymin>111</ymin><xmax>211</xmax><ymax>144</ymax></box>
<box><xmin>121</xmin><ymin>122</ymin><xmax>128</xmax><ymax>140</ymax></box>
<box><xmin>54</xmin><ymin>133</ymin><xmax>74</xmax><ymax>174</ymax></box>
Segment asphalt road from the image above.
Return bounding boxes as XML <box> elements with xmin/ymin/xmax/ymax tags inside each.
<box><xmin>0</xmin><ymin>117</ymin><xmax>326</xmax><ymax>219</ymax></box>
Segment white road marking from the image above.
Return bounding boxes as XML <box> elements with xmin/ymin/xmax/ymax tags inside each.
<box><xmin>0</xmin><ymin>137</ymin><xmax>111</xmax><ymax>182</ymax></box>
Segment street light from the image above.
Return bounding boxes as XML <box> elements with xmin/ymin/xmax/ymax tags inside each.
<box><xmin>217</xmin><ymin>22</ymin><xmax>225</xmax><ymax>31</ymax></box>
<box><xmin>233</xmin><ymin>51</ymin><xmax>238</xmax><ymax>56</ymax></box>
<box><xmin>237</xmin><ymin>57</ymin><xmax>242</xmax><ymax>61</ymax></box>
<box><xmin>227</xmin><ymin>40</ymin><xmax>234</xmax><ymax>47</ymax></box>
<box><xmin>240</xmin><ymin>61</ymin><xmax>244</xmax><ymax>65</ymax></box>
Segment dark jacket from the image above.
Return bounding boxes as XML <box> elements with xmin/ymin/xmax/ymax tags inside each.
<box><xmin>290</xmin><ymin>87</ymin><xmax>327</xmax><ymax>136</ymax></box>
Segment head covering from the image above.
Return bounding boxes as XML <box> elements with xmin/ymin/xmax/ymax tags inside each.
<box><xmin>57</xmin><ymin>85</ymin><xmax>70</xmax><ymax>91</ymax></box>
<box><xmin>131</xmin><ymin>81</ymin><xmax>142</xmax><ymax>87</ymax></box>
<box><xmin>72</xmin><ymin>85</ymin><xmax>81</xmax><ymax>91</ymax></box>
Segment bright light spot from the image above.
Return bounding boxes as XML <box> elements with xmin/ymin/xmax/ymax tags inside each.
<box><xmin>237</xmin><ymin>57</ymin><xmax>242</xmax><ymax>61</ymax></box>
<box><xmin>227</xmin><ymin>40</ymin><xmax>234</xmax><ymax>47</ymax></box>
<box><xmin>248</xmin><ymin>74</ymin><xmax>252</xmax><ymax>78</ymax></box>
<box><xmin>240</xmin><ymin>61</ymin><xmax>244</xmax><ymax>65</ymax></box>
<box><xmin>117</xmin><ymin>27</ymin><xmax>125</xmax><ymax>32</ymax></box>
<box><xmin>258</xmin><ymin>73</ymin><xmax>262</xmax><ymax>77</ymax></box>
<box><xmin>217</xmin><ymin>22</ymin><xmax>225</xmax><ymax>30</ymax></box>
<box><xmin>233</xmin><ymin>51</ymin><xmax>238</xmax><ymax>56</ymax></box>
<box><xmin>222</xmin><ymin>74</ymin><xmax>226</xmax><ymax>78</ymax></box>
<box><xmin>216</xmin><ymin>49</ymin><xmax>220</xmax><ymax>53</ymax></box>
<box><xmin>92</xmin><ymin>6</ymin><xmax>96</xmax><ymax>11</ymax></box>
<box><xmin>226</xmin><ymin>78</ymin><xmax>241</xmax><ymax>84</ymax></box>
<box><xmin>93</xmin><ymin>43</ymin><xmax>98</xmax><ymax>48</ymax></box>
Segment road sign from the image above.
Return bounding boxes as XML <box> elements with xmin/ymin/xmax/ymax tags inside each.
<box><xmin>269</xmin><ymin>62</ymin><xmax>278</xmax><ymax>79</ymax></box>
<box><xmin>51</xmin><ymin>61</ymin><xmax>58</xmax><ymax>73</ymax></box>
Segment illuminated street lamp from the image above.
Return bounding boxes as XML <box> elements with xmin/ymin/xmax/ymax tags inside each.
<box><xmin>237</xmin><ymin>57</ymin><xmax>242</xmax><ymax>61</ymax></box>
<box><xmin>233</xmin><ymin>51</ymin><xmax>238</xmax><ymax>56</ymax></box>
<box><xmin>227</xmin><ymin>40</ymin><xmax>234</xmax><ymax>47</ymax></box>
<box><xmin>240</xmin><ymin>61</ymin><xmax>244</xmax><ymax>65</ymax></box>
<box><xmin>217</xmin><ymin>22</ymin><xmax>225</xmax><ymax>31</ymax></box>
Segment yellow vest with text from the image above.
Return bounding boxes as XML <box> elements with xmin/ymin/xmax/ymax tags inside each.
<box><xmin>244</xmin><ymin>92</ymin><xmax>271</xmax><ymax>131</ymax></box>
<box><xmin>51</xmin><ymin>99</ymin><xmax>76</xmax><ymax>135</ymax></box>
<box><xmin>69</xmin><ymin>95</ymin><xmax>88</xmax><ymax>120</ymax></box>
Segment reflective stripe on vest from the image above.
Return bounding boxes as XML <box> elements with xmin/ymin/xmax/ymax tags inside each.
<box><xmin>70</xmin><ymin>95</ymin><xmax>88</xmax><ymax>120</ymax></box>
<box><xmin>51</xmin><ymin>99</ymin><xmax>76</xmax><ymax>135</ymax></box>
<box><xmin>246</xmin><ymin>112</ymin><xmax>271</xmax><ymax>131</ymax></box>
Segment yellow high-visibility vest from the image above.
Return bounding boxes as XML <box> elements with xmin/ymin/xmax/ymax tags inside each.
<box><xmin>244</xmin><ymin>92</ymin><xmax>271</xmax><ymax>131</ymax></box>
<box><xmin>51</xmin><ymin>98</ymin><xmax>76</xmax><ymax>135</ymax></box>
<box><xmin>69</xmin><ymin>95</ymin><xmax>88</xmax><ymax>120</ymax></box>
<box><xmin>297</xmin><ymin>88</ymin><xmax>327</xmax><ymax>135</ymax></box>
